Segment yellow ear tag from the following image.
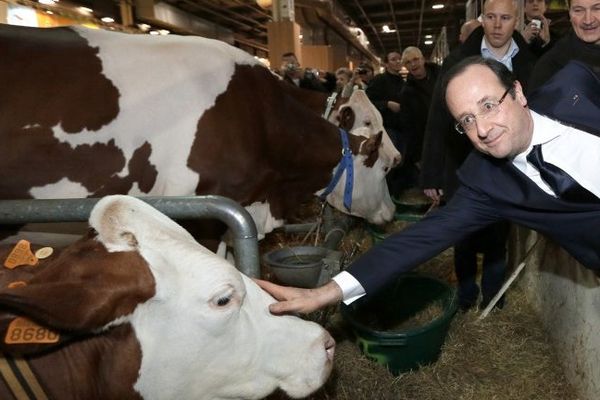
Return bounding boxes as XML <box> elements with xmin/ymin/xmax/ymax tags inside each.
<box><xmin>5</xmin><ymin>317</ymin><xmax>60</xmax><ymax>345</ymax></box>
<box><xmin>3</xmin><ymin>240</ymin><xmax>38</xmax><ymax>269</ymax></box>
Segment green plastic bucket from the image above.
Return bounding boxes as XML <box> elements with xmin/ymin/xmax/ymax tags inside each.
<box><xmin>341</xmin><ymin>273</ymin><xmax>458</xmax><ymax>375</ymax></box>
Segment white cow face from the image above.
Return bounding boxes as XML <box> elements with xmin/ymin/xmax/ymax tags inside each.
<box><xmin>324</xmin><ymin>90</ymin><xmax>399</xmax><ymax>225</ymax></box>
<box><xmin>91</xmin><ymin>195</ymin><xmax>334</xmax><ymax>400</ymax></box>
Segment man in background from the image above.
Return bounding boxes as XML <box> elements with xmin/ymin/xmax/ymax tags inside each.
<box><xmin>399</xmin><ymin>46</ymin><xmax>441</xmax><ymax>185</ymax></box>
<box><xmin>529</xmin><ymin>0</ymin><xmax>600</xmax><ymax>91</ymax></box>
<box><xmin>366</xmin><ymin>51</ymin><xmax>412</xmax><ymax>197</ymax></box>
<box><xmin>521</xmin><ymin>0</ymin><xmax>560</xmax><ymax>58</ymax></box>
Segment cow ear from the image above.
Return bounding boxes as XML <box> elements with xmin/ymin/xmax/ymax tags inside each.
<box><xmin>0</xmin><ymin>237</ymin><xmax>155</xmax><ymax>333</ymax></box>
<box><xmin>338</xmin><ymin>106</ymin><xmax>355</xmax><ymax>131</ymax></box>
<box><xmin>361</xmin><ymin>131</ymin><xmax>383</xmax><ymax>167</ymax></box>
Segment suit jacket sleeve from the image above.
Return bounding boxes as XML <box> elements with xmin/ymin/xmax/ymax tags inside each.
<box><xmin>346</xmin><ymin>184</ymin><xmax>501</xmax><ymax>296</ymax></box>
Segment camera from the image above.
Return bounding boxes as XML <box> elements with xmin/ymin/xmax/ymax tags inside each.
<box><xmin>531</xmin><ymin>19</ymin><xmax>542</xmax><ymax>29</ymax></box>
<box><xmin>284</xmin><ymin>63</ymin><xmax>298</xmax><ymax>72</ymax></box>
<box><xmin>305</xmin><ymin>68</ymin><xmax>319</xmax><ymax>79</ymax></box>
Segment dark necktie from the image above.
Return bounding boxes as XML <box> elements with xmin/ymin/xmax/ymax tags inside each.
<box><xmin>526</xmin><ymin>144</ymin><xmax>599</xmax><ymax>203</ymax></box>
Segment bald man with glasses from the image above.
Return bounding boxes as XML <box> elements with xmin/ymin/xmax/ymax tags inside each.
<box><xmin>258</xmin><ymin>56</ymin><xmax>600</xmax><ymax>316</ymax></box>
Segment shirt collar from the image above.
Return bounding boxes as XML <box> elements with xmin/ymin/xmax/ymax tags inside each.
<box><xmin>512</xmin><ymin>111</ymin><xmax>563</xmax><ymax>167</ymax></box>
<box><xmin>480</xmin><ymin>37</ymin><xmax>519</xmax><ymax>71</ymax></box>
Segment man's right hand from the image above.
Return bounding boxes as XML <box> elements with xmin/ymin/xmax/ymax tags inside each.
<box><xmin>254</xmin><ymin>279</ymin><xmax>343</xmax><ymax>315</ymax></box>
<box><xmin>423</xmin><ymin>188</ymin><xmax>444</xmax><ymax>206</ymax></box>
<box><xmin>387</xmin><ymin>101</ymin><xmax>401</xmax><ymax>113</ymax></box>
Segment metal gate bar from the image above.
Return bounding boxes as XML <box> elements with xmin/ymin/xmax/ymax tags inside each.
<box><xmin>0</xmin><ymin>195</ymin><xmax>260</xmax><ymax>278</ymax></box>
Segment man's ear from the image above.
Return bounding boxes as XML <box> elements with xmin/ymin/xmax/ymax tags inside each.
<box><xmin>514</xmin><ymin>80</ymin><xmax>528</xmax><ymax>107</ymax></box>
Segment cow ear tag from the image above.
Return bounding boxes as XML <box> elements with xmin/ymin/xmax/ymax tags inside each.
<box><xmin>5</xmin><ymin>317</ymin><xmax>60</xmax><ymax>344</ymax></box>
<box><xmin>35</xmin><ymin>247</ymin><xmax>54</xmax><ymax>260</ymax></box>
<box><xmin>3</xmin><ymin>240</ymin><xmax>38</xmax><ymax>269</ymax></box>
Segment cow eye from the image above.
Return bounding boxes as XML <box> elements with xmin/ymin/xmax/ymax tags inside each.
<box><xmin>216</xmin><ymin>296</ymin><xmax>231</xmax><ymax>307</ymax></box>
<box><xmin>364</xmin><ymin>120</ymin><xmax>371</xmax><ymax>126</ymax></box>
<box><xmin>210</xmin><ymin>286</ymin><xmax>237</xmax><ymax>309</ymax></box>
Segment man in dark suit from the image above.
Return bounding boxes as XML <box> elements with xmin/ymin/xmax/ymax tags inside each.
<box><xmin>421</xmin><ymin>0</ymin><xmax>537</xmax><ymax>310</ymax></box>
<box><xmin>257</xmin><ymin>56</ymin><xmax>600</xmax><ymax>314</ymax></box>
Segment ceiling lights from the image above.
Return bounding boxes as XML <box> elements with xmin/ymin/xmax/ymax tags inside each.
<box><xmin>382</xmin><ymin>24</ymin><xmax>396</xmax><ymax>33</ymax></box>
<box><xmin>432</xmin><ymin>4</ymin><xmax>444</xmax><ymax>9</ymax></box>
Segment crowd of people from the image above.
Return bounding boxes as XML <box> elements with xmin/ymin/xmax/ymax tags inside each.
<box><xmin>262</xmin><ymin>0</ymin><xmax>599</xmax><ymax>314</ymax></box>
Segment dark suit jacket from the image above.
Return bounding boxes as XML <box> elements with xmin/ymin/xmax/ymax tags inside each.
<box><xmin>347</xmin><ymin>149</ymin><xmax>600</xmax><ymax>296</ymax></box>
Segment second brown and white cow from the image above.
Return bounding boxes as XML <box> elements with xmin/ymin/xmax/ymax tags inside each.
<box><xmin>0</xmin><ymin>24</ymin><xmax>399</xmax><ymax>239</ymax></box>
<box><xmin>0</xmin><ymin>195</ymin><xmax>334</xmax><ymax>400</ymax></box>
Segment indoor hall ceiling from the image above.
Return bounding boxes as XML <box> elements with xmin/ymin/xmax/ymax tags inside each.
<box><xmin>155</xmin><ymin>0</ymin><xmax>467</xmax><ymax>59</ymax></box>
<box><xmin>337</xmin><ymin>0</ymin><xmax>467</xmax><ymax>57</ymax></box>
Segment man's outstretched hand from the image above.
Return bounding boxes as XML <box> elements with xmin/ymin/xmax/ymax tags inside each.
<box><xmin>254</xmin><ymin>279</ymin><xmax>344</xmax><ymax>315</ymax></box>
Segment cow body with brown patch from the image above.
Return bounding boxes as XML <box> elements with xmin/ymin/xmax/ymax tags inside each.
<box><xmin>0</xmin><ymin>24</ymin><xmax>398</xmax><ymax>238</ymax></box>
<box><xmin>0</xmin><ymin>195</ymin><xmax>335</xmax><ymax>399</ymax></box>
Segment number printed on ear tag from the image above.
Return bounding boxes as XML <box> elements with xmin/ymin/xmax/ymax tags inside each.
<box><xmin>5</xmin><ymin>317</ymin><xmax>60</xmax><ymax>344</ymax></box>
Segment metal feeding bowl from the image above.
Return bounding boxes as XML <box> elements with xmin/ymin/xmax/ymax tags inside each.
<box><xmin>263</xmin><ymin>246</ymin><xmax>328</xmax><ymax>288</ymax></box>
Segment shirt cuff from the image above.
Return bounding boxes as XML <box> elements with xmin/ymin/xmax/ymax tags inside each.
<box><xmin>332</xmin><ymin>271</ymin><xmax>366</xmax><ymax>305</ymax></box>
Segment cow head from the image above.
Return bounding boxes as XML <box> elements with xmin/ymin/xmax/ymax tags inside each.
<box><xmin>0</xmin><ymin>195</ymin><xmax>334</xmax><ymax>400</ymax></box>
<box><xmin>322</xmin><ymin>90</ymin><xmax>400</xmax><ymax>225</ymax></box>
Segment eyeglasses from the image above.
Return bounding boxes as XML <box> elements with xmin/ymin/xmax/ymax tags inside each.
<box><xmin>454</xmin><ymin>85</ymin><xmax>512</xmax><ymax>135</ymax></box>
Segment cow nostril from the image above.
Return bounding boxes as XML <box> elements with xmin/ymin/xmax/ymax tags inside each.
<box><xmin>324</xmin><ymin>335</ymin><xmax>336</xmax><ymax>361</ymax></box>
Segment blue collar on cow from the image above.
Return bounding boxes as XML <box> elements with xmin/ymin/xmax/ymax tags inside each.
<box><xmin>322</xmin><ymin>92</ymin><xmax>338</xmax><ymax>120</ymax></box>
<box><xmin>319</xmin><ymin>128</ymin><xmax>354</xmax><ymax>211</ymax></box>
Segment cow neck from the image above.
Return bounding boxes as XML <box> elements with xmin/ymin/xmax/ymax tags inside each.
<box><xmin>319</xmin><ymin>128</ymin><xmax>354</xmax><ymax>211</ymax></box>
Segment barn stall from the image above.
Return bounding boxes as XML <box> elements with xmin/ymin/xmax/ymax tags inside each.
<box><xmin>0</xmin><ymin>193</ymin><xmax>595</xmax><ymax>399</ymax></box>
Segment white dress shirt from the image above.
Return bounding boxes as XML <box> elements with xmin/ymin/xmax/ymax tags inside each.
<box><xmin>481</xmin><ymin>37</ymin><xmax>520</xmax><ymax>71</ymax></box>
<box><xmin>512</xmin><ymin>111</ymin><xmax>600</xmax><ymax>198</ymax></box>
<box><xmin>334</xmin><ymin>111</ymin><xmax>600</xmax><ymax>304</ymax></box>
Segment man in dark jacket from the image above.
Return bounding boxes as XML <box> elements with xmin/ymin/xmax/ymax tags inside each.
<box><xmin>400</xmin><ymin>46</ymin><xmax>442</xmax><ymax>174</ymax></box>
<box><xmin>420</xmin><ymin>0</ymin><xmax>537</xmax><ymax>310</ymax></box>
<box><xmin>366</xmin><ymin>51</ymin><xmax>411</xmax><ymax>195</ymax></box>
<box><xmin>529</xmin><ymin>0</ymin><xmax>600</xmax><ymax>92</ymax></box>
<box><xmin>521</xmin><ymin>0</ymin><xmax>561</xmax><ymax>58</ymax></box>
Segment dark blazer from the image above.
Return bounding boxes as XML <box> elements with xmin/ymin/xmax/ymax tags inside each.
<box><xmin>420</xmin><ymin>27</ymin><xmax>537</xmax><ymax>198</ymax></box>
<box><xmin>347</xmin><ymin>148</ymin><xmax>600</xmax><ymax>296</ymax></box>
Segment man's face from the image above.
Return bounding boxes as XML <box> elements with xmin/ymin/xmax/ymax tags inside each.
<box><xmin>336</xmin><ymin>73</ymin><xmax>350</xmax><ymax>88</ymax></box>
<box><xmin>482</xmin><ymin>0</ymin><xmax>518</xmax><ymax>50</ymax></box>
<box><xmin>385</xmin><ymin>52</ymin><xmax>403</xmax><ymax>74</ymax></box>
<box><xmin>570</xmin><ymin>0</ymin><xmax>600</xmax><ymax>44</ymax></box>
<box><xmin>281</xmin><ymin>55</ymin><xmax>301</xmax><ymax>77</ymax></box>
<box><xmin>525</xmin><ymin>0</ymin><xmax>547</xmax><ymax>20</ymax></box>
<box><xmin>445</xmin><ymin>65</ymin><xmax>532</xmax><ymax>159</ymax></box>
<box><xmin>403</xmin><ymin>52</ymin><xmax>426</xmax><ymax>79</ymax></box>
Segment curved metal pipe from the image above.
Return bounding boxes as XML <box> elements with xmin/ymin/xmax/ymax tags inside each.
<box><xmin>0</xmin><ymin>196</ymin><xmax>260</xmax><ymax>278</ymax></box>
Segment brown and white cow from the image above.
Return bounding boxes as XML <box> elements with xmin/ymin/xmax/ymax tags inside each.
<box><xmin>0</xmin><ymin>195</ymin><xmax>334</xmax><ymax>400</ymax></box>
<box><xmin>0</xmin><ymin>24</ymin><xmax>399</xmax><ymax>239</ymax></box>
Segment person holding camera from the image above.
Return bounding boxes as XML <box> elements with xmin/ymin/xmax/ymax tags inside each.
<box><xmin>280</xmin><ymin>52</ymin><xmax>335</xmax><ymax>93</ymax></box>
<box><xmin>521</xmin><ymin>0</ymin><xmax>560</xmax><ymax>58</ymax></box>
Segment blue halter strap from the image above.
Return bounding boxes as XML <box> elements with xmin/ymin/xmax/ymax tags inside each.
<box><xmin>319</xmin><ymin>128</ymin><xmax>354</xmax><ymax>211</ymax></box>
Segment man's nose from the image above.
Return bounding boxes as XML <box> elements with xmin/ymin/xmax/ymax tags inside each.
<box><xmin>475</xmin><ymin>118</ymin><xmax>494</xmax><ymax>138</ymax></box>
